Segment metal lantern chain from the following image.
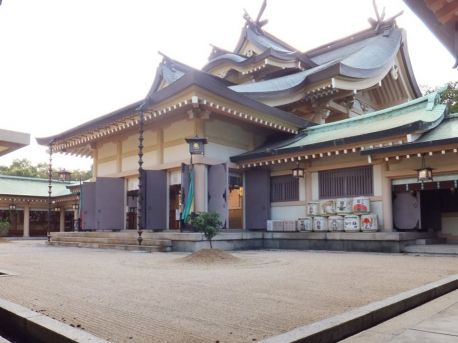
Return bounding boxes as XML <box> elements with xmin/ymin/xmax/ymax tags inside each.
<box><xmin>137</xmin><ymin>109</ymin><xmax>144</xmax><ymax>246</ymax></box>
<box><xmin>47</xmin><ymin>145</ymin><xmax>53</xmax><ymax>242</ymax></box>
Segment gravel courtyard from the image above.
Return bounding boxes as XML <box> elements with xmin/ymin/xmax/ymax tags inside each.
<box><xmin>1</xmin><ymin>240</ymin><xmax>458</xmax><ymax>343</ymax></box>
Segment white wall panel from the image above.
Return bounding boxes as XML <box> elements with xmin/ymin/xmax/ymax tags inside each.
<box><xmin>271</xmin><ymin>205</ymin><xmax>306</xmax><ymax>220</ymax></box>
<box><xmin>98</xmin><ymin>161</ymin><xmax>117</xmax><ymax>176</ymax></box>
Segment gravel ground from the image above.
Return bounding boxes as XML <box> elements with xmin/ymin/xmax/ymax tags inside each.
<box><xmin>0</xmin><ymin>240</ymin><xmax>458</xmax><ymax>343</ymax></box>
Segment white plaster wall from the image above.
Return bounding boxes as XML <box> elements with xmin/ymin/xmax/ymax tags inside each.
<box><xmin>164</xmin><ymin>144</ymin><xmax>189</xmax><ymax>163</ymax></box>
<box><xmin>164</xmin><ymin>119</ymin><xmax>193</xmax><ymax>142</ymax></box>
<box><xmin>122</xmin><ymin>151</ymin><xmax>157</xmax><ymax>171</ymax></box>
<box><xmin>373</xmin><ymin>164</ymin><xmax>382</xmax><ymax>196</ymax></box>
<box><xmin>311</xmin><ymin>172</ymin><xmax>319</xmax><ymax>200</ymax></box>
<box><xmin>122</xmin><ymin>134</ymin><xmax>139</xmax><ymax>152</ymax></box>
<box><xmin>271</xmin><ymin>205</ymin><xmax>306</xmax><ymax>221</ymax></box>
<box><xmin>142</xmin><ymin>151</ymin><xmax>157</xmax><ymax>168</ymax></box>
<box><xmin>122</xmin><ymin>155</ymin><xmax>139</xmax><ymax>172</ymax></box>
<box><xmin>205</xmin><ymin>143</ymin><xmax>246</xmax><ymax>162</ymax></box>
<box><xmin>98</xmin><ymin>142</ymin><xmax>117</xmax><ymax>159</ymax></box>
<box><xmin>442</xmin><ymin>214</ymin><xmax>458</xmax><ymax>239</ymax></box>
<box><xmin>299</xmin><ymin>178</ymin><xmax>305</xmax><ymax>201</ymax></box>
<box><xmin>143</xmin><ymin>131</ymin><xmax>158</xmax><ymax>146</ymax></box>
<box><xmin>205</xmin><ymin>120</ymin><xmax>249</xmax><ymax>146</ymax></box>
<box><xmin>127</xmin><ymin>178</ymin><xmax>138</xmax><ymax>191</ymax></box>
<box><xmin>98</xmin><ymin>160</ymin><xmax>117</xmax><ymax>176</ymax></box>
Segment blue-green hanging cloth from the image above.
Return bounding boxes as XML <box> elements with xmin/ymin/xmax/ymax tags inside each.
<box><xmin>181</xmin><ymin>169</ymin><xmax>194</xmax><ymax>224</ymax></box>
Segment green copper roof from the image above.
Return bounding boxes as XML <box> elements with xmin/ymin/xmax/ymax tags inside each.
<box><xmin>283</xmin><ymin>90</ymin><xmax>446</xmax><ymax>150</ymax></box>
<box><xmin>230</xmin><ymin>89</ymin><xmax>449</xmax><ymax>162</ymax></box>
<box><xmin>0</xmin><ymin>175</ymin><xmax>77</xmax><ymax>198</ymax></box>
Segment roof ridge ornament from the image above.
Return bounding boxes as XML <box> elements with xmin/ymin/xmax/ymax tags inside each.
<box><xmin>158</xmin><ymin>51</ymin><xmax>176</xmax><ymax>72</ymax></box>
<box><xmin>243</xmin><ymin>0</ymin><xmax>269</xmax><ymax>35</ymax></box>
<box><xmin>368</xmin><ymin>0</ymin><xmax>403</xmax><ymax>36</ymax></box>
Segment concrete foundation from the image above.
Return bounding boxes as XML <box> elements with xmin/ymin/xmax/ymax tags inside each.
<box><xmin>49</xmin><ymin>231</ymin><xmax>438</xmax><ymax>253</ymax></box>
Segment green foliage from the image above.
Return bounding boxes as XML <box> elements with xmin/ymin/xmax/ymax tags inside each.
<box><xmin>192</xmin><ymin>211</ymin><xmax>223</xmax><ymax>249</ymax></box>
<box><xmin>422</xmin><ymin>81</ymin><xmax>458</xmax><ymax>113</ymax></box>
<box><xmin>0</xmin><ymin>159</ymin><xmax>92</xmax><ymax>181</ymax></box>
<box><xmin>0</xmin><ymin>220</ymin><xmax>9</xmax><ymax>237</ymax></box>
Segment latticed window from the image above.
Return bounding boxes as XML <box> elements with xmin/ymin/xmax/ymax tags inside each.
<box><xmin>270</xmin><ymin>175</ymin><xmax>299</xmax><ymax>202</ymax></box>
<box><xmin>319</xmin><ymin>166</ymin><xmax>373</xmax><ymax>198</ymax></box>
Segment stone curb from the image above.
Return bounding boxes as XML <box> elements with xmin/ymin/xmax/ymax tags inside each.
<box><xmin>259</xmin><ymin>274</ymin><xmax>458</xmax><ymax>343</ymax></box>
<box><xmin>0</xmin><ymin>298</ymin><xmax>108</xmax><ymax>343</ymax></box>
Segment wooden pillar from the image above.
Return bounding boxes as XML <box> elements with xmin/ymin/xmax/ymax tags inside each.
<box><xmin>116</xmin><ymin>141</ymin><xmax>122</xmax><ymax>173</ymax></box>
<box><xmin>74</xmin><ymin>208</ymin><xmax>79</xmax><ymax>230</ymax></box>
<box><xmin>60</xmin><ymin>209</ymin><xmax>65</xmax><ymax>232</ymax></box>
<box><xmin>23</xmin><ymin>206</ymin><xmax>30</xmax><ymax>237</ymax></box>
<box><xmin>305</xmin><ymin>161</ymin><xmax>312</xmax><ymax>202</ymax></box>
<box><xmin>157</xmin><ymin>129</ymin><xmax>164</xmax><ymax>165</ymax></box>
<box><xmin>93</xmin><ymin>149</ymin><xmax>98</xmax><ymax>178</ymax></box>
<box><xmin>193</xmin><ymin>164</ymin><xmax>207</xmax><ymax>213</ymax></box>
<box><xmin>381</xmin><ymin>162</ymin><xmax>394</xmax><ymax>231</ymax></box>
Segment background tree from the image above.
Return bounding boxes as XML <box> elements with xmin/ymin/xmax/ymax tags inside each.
<box><xmin>0</xmin><ymin>158</ymin><xmax>92</xmax><ymax>181</ymax></box>
<box><xmin>421</xmin><ymin>81</ymin><xmax>458</xmax><ymax>113</ymax></box>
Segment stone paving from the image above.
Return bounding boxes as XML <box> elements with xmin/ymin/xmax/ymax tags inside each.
<box><xmin>1</xmin><ymin>240</ymin><xmax>458</xmax><ymax>343</ymax></box>
<box><xmin>342</xmin><ymin>289</ymin><xmax>458</xmax><ymax>342</ymax></box>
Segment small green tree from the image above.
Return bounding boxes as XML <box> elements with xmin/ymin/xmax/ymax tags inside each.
<box><xmin>0</xmin><ymin>220</ymin><xmax>9</xmax><ymax>237</ymax></box>
<box><xmin>193</xmin><ymin>211</ymin><xmax>223</xmax><ymax>249</ymax></box>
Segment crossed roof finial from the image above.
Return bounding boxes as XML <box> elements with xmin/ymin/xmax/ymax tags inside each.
<box><xmin>243</xmin><ymin>0</ymin><xmax>269</xmax><ymax>33</ymax></box>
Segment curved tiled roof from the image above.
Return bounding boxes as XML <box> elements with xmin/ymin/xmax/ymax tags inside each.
<box><xmin>0</xmin><ymin>175</ymin><xmax>77</xmax><ymax>198</ymax></box>
<box><xmin>227</xmin><ymin>28</ymin><xmax>403</xmax><ymax>100</ymax></box>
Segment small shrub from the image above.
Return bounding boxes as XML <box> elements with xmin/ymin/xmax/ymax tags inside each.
<box><xmin>0</xmin><ymin>220</ymin><xmax>9</xmax><ymax>237</ymax></box>
<box><xmin>193</xmin><ymin>211</ymin><xmax>223</xmax><ymax>249</ymax></box>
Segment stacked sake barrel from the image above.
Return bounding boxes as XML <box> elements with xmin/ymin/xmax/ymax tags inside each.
<box><xmin>299</xmin><ymin>197</ymin><xmax>378</xmax><ymax>233</ymax></box>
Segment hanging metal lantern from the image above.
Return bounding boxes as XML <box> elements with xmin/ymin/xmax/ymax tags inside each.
<box><xmin>414</xmin><ymin>155</ymin><xmax>434</xmax><ymax>182</ymax></box>
<box><xmin>292</xmin><ymin>162</ymin><xmax>305</xmax><ymax>178</ymax></box>
<box><xmin>185</xmin><ymin>134</ymin><xmax>208</xmax><ymax>155</ymax></box>
<box><xmin>57</xmin><ymin>169</ymin><xmax>72</xmax><ymax>182</ymax></box>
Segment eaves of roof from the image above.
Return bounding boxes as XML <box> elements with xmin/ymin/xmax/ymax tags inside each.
<box><xmin>147</xmin><ymin>70</ymin><xmax>313</xmax><ymax>128</ymax></box>
<box><xmin>37</xmin><ymin>69</ymin><xmax>314</xmax><ymax>146</ymax></box>
<box><xmin>203</xmin><ymin>48</ymin><xmax>318</xmax><ymax>72</ymax></box>
<box><xmin>36</xmin><ymin>100</ymin><xmax>143</xmax><ymax>146</ymax></box>
<box><xmin>403</xmin><ymin>0</ymin><xmax>456</xmax><ymax>65</ymax></box>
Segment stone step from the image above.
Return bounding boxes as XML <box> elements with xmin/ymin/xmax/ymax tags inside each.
<box><xmin>47</xmin><ymin>241</ymin><xmax>171</xmax><ymax>252</ymax></box>
<box><xmin>51</xmin><ymin>236</ymin><xmax>172</xmax><ymax>246</ymax></box>
<box><xmin>414</xmin><ymin>238</ymin><xmax>447</xmax><ymax>245</ymax></box>
<box><xmin>402</xmin><ymin>244</ymin><xmax>458</xmax><ymax>255</ymax></box>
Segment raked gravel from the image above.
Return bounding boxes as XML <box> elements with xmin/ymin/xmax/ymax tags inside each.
<box><xmin>0</xmin><ymin>240</ymin><xmax>458</xmax><ymax>343</ymax></box>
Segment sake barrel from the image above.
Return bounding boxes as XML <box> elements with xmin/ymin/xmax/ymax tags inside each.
<box><xmin>335</xmin><ymin>198</ymin><xmax>353</xmax><ymax>215</ymax></box>
<box><xmin>297</xmin><ymin>217</ymin><xmax>313</xmax><ymax>232</ymax></box>
<box><xmin>307</xmin><ymin>201</ymin><xmax>319</xmax><ymax>216</ymax></box>
<box><xmin>313</xmin><ymin>216</ymin><xmax>328</xmax><ymax>232</ymax></box>
<box><xmin>328</xmin><ymin>215</ymin><xmax>344</xmax><ymax>232</ymax></box>
<box><xmin>318</xmin><ymin>199</ymin><xmax>335</xmax><ymax>216</ymax></box>
<box><xmin>361</xmin><ymin>214</ymin><xmax>378</xmax><ymax>232</ymax></box>
<box><xmin>352</xmin><ymin>196</ymin><xmax>370</xmax><ymax>214</ymax></box>
<box><xmin>344</xmin><ymin>215</ymin><xmax>360</xmax><ymax>232</ymax></box>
